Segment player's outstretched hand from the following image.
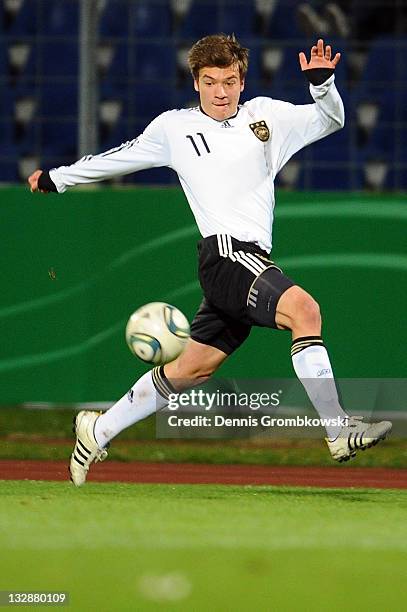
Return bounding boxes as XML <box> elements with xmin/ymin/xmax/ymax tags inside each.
<box><xmin>28</xmin><ymin>169</ymin><xmax>47</xmax><ymax>193</ymax></box>
<box><xmin>299</xmin><ymin>38</ymin><xmax>341</xmax><ymax>71</ymax></box>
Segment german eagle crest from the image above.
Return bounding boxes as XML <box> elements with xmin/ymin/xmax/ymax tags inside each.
<box><xmin>249</xmin><ymin>120</ymin><xmax>270</xmax><ymax>142</ymax></box>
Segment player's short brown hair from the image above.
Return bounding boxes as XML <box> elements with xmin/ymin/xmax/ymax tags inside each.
<box><xmin>188</xmin><ymin>34</ymin><xmax>249</xmax><ymax>81</ymax></box>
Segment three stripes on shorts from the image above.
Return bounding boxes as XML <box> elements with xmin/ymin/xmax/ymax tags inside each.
<box><xmin>247</xmin><ymin>287</ymin><xmax>258</xmax><ymax>308</ymax></box>
<box><xmin>216</xmin><ymin>233</ymin><xmax>273</xmax><ymax>276</ymax></box>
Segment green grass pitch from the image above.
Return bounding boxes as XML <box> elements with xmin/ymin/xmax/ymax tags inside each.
<box><xmin>1</xmin><ymin>481</ymin><xmax>406</xmax><ymax>611</ymax></box>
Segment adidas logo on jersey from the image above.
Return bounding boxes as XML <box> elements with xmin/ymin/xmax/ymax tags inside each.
<box><xmin>221</xmin><ymin>120</ymin><xmax>232</xmax><ymax>128</ymax></box>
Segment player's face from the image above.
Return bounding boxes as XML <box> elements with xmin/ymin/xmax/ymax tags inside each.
<box><xmin>194</xmin><ymin>64</ymin><xmax>245</xmax><ymax>121</ymax></box>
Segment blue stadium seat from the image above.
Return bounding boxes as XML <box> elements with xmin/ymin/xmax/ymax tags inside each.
<box><xmin>243</xmin><ymin>42</ymin><xmax>261</xmax><ymax>83</ymax></box>
<box><xmin>37</xmin><ymin>85</ymin><xmax>77</xmax><ymax>155</ymax></box>
<box><xmin>311</xmin><ymin>125</ymin><xmax>350</xmax><ymax>163</ymax></box>
<box><xmin>41</xmin><ymin>120</ymin><xmax>77</xmax><ymax>156</ymax></box>
<box><xmin>40</xmin><ymin>83</ymin><xmax>78</xmax><ymax>118</ymax></box>
<box><xmin>129</xmin><ymin>0</ymin><xmax>172</xmax><ymax>37</ymax></box>
<box><xmin>102</xmin><ymin>41</ymin><xmax>176</xmax><ymax>88</ymax></box>
<box><xmin>395</xmin><ymin>150</ymin><xmax>407</xmax><ymax>189</ymax></box>
<box><xmin>41</xmin><ymin>0</ymin><xmax>79</xmax><ymax>35</ymax></box>
<box><xmin>383</xmin><ymin>167</ymin><xmax>397</xmax><ymax>191</ymax></box>
<box><xmin>133</xmin><ymin>42</ymin><xmax>176</xmax><ymax>81</ymax></box>
<box><xmin>128</xmin><ymin>166</ymin><xmax>176</xmax><ymax>185</ymax></box>
<box><xmin>100</xmin><ymin>0</ymin><xmax>172</xmax><ymax>38</ymax></box>
<box><xmin>265</xmin><ymin>2</ymin><xmax>304</xmax><ymax>39</ymax></box>
<box><xmin>99</xmin><ymin>82</ymin><xmax>129</xmax><ymax>105</ymax></box>
<box><xmin>362</xmin><ymin>87</ymin><xmax>397</xmax><ymax>126</ymax></box>
<box><xmin>6</xmin><ymin>42</ymin><xmax>38</xmax><ymax>85</ymax></box>
<box><xmin>350</xmin><ymin>164</ymin><xmax>366</xmax><ymax>191</ymax></box>
<box><xmin>0</xmin><ymin>117</ymin><xmax>15</xmax><ymax>147</ymax></box>
<box><xmin>2</xmin><ymin>0</ymin><xmax>38</xmax><ymax>36</ymax></box>
<box><xmin>396</xmin><ymin>126</ymin><xmax>407</xmax><ymax>163</ymax></box>
<box><xmin>40</xmin><ymin>41</ymin><xmax>78</xmax><ymax>78</ymax></box>
<box><xmin>368</xmin><ymin>125</ymin><xmax>395</xmax><ymax>158</ymax></box>
<box><xmin>99</xmin><ymin>0</ymin><xmax>129</xmax><ymax>38</ymax></box>
<box><xmin>4</xmin><ymin>86</ymin><xmax>39</xmax><ymax>157</ymax></box>
<box><xmin>296</xmin><ymin>115</ymin><xmax>351</xmax><ymax>190</ymax></box>
<box><xmin>267</xmin><ymin>45</ymin><xmax>301</xmax><ymax>86</ymax></box>
<box><xmin>307</xmin><ymin>164</ymin><xmax>350</xmax><ymax>190</ymax></box>
<box><xmin>0</xmin><ymin>40</ymin><xmax>7</xmax><ymax>76</ymax></box>
<box><xmin>42</xmin><ymin>153</ymin><xmax>77</xmax><ymax>171</ymax></box>
<box><xmin>133</xmin><ymin>82</ymin><xmax>173</xmax><ymax>119</ymax></box>
<box><xmin>173</xmin><ymin>86</ymin><xmax>198</xmax><ymax>110</ymax></box>
<box><xmin>267</xmin><ymin>82</ymin><xmax>310</xmax><ymax>106</ymax></box>
<box><xmin>219</xmin><ymin>1</ymin><xmax>257</xmax><ymax>37</ymax></box>
<box><xmin>100</xmin><ymin>42</ymin><xmax>129</xmax><ymax>86</ymax></box>
<box><xmin>98</xmin><ymin>111</ymin><xmax>131</xmax><ymax>151</ymax></box>
<box><xmin>178</xmin><ymin>1</ymin><xmax>218</xmax><ymax>38</ymax></box>
<box><xmin>353</xmin><ymin>147</ymin><xmax>395</xmax><ymax>191</ymax></box>
<box><xmin>0</xmin><ymin>158</ymin><xmax>20</xmax><ymax>183</ymax></box>
<box><xmin>359</xmin><ymin>36</ymin><xmax>402</xmax><ymax>88</ymax></box>
<box><xmin>13</xmin><ymin>120</ymin><xmax>40</xmax><ymax>156</ymax></box>
<box><xmin>99</xmin><ymin>125</ymin><xmax>133</xmax><ymax>154</ymax></box>
<box><xmin>98</xmin><ymin>90</ymin><xmax>130</xmax><ymax>152</ymax></box>
<box><xmin>0</xmin><ymin>86</ymin><xmax>16</xmax><ymax>123</ymax></box>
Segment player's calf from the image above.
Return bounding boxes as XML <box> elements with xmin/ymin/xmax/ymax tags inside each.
<box><xmin>164</xmin><ymin>338</ymin><xmax>226</xmax><ymax>390</ymax></box>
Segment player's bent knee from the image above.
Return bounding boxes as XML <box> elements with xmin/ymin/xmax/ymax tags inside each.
<box><xmin>276</xmin><ymin>286</ymin><xmax>321</xmax><ymax>330</ymax></box>
<box><xmin>294</xmin><ymin>294</ymin><xmax>321</xmax><ymax>327</ymax></box>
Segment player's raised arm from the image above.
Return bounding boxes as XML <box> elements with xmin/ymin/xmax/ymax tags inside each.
<box><xmin>297</xmin><ymin>38</ymin><xmax>344</xmax><ymax>131</ymax></box>
<box><xmin>268</xmin><ymin>38</ymin><xmax>345</xmax><ymax>174</ymax></box>
<box><xmin>27</xmin><ymin>112</ymin><xmax>172</xmax><ymax>194</ymax></box>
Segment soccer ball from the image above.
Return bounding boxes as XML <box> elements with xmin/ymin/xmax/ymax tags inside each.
<box><xmin>125</xmin><ymin>302</ymin><xmax>190</xmax><ymax>365</ymax></box>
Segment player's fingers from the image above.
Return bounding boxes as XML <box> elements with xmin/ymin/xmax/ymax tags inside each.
<box><xmin>311</xmin><ymin>45</ymin><xmax>318</xmax><ymax>56</ymax></box>
<box><xmin>28</xmin><ymin>169</ymin><xmax>42</xmax><ymax>192</ymax></box>
<box><xmin>331</xmin><ymin>52</ymin><xmax>341</xmax><ymax>67</ymax></box>
<box><xmin>298</xmin><ymin>52</ymin><xmax>308</xmax><ymax>70</ymax></box>
<box><xmin>29</xmin><ymin>178</ymin><xmax>38</xmax><ymax>192</ymax></box>
<box><xmin>317</xmin><ymin>38</ymin><xmax>324</xmax><ymax>56</ymax></box>
<box><xmin>325</xmin><ymin>45</ymin><xmax>332</xmax><ymax>60</ymax></box>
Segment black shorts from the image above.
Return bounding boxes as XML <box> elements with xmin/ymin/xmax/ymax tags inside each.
<box><xmin>190</xmin><ymin>234</ymin><xmax>295</xmax><ymax>355</ymax></box>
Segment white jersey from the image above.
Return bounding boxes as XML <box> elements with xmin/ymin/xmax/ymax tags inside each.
<box><xmin>50</xmin><ymin>75</ymin><xmax>344</xmax><ymax>253</ymax></box>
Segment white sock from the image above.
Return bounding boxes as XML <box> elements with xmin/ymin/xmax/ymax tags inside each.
<box><xmin>94</xmin><ymin>366</ymin><xmax>173</xmax><ymax>447</ymax></box>
<box><xmin>291</xmin><ymin>336</ymin><xmax>348</xmax><ymax>440</ymax></box>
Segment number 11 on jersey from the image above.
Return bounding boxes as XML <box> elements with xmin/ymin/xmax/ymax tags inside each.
<box><xmin>186</xmin><ymin>133</ymin><xmax>211</xmax><ymax>156</ymax></box>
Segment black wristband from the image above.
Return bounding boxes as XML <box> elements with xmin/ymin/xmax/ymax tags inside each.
<box><xmin>303</xmin><ymin>68</ymin><xmax>334</xmax><ymax>86</ymax></box>
<box><xmin>38</xmin><ymin>170</ymin><xmax>58</xmax><ymax>193</ymax></box>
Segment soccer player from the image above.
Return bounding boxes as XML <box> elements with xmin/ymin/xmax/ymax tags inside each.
<box><xmin>28</xmin><ymin>35</ymin><xmax>391</xmax><ymax>486</ymax></box>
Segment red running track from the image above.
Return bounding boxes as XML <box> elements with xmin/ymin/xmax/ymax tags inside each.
<box><xmin>0</xmin><ymin>460</ymin><xmax>407</xmax><ymax>489</ymax></box>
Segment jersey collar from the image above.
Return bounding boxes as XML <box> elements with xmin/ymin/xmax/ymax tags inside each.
<box><xmin>198</xmin><ymin>104</ymin><xmax>241</xmax><ymax>122</ymax></box>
